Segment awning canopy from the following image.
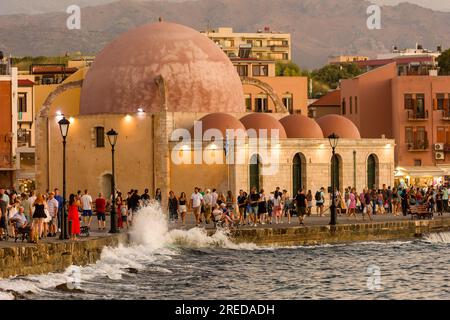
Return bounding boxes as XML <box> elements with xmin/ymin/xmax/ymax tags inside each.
<box><xmin>395</xmin><ymin>166</ymin><xmax>446</xmax><ymax>178</ymax></box>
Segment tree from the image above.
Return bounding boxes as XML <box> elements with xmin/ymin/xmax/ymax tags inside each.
<box><xmin>311</xmin><ymin>63</ymin><xmax>363</xmax><ymax>89</ymax></box>
<box><xmin>438</xmin><ymin>48</ymin><xmax>450</xmax><ymax>75</ymax></box>
<box><xmin>276</xmin><ymin>61</ymin><xmax>304</xmax><ymax>76</ymax></box>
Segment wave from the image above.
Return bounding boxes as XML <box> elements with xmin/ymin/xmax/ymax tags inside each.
<box><xmin>423</xmin><ymin>232</ymin><xmax>450</xmax><ymax>244</ymax></box>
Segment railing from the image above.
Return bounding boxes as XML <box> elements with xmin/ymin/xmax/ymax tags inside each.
<box><xmin>0</xmin><ymin>153</ymin><xmax>13</xmax><ymax>168</ymax></box>
<box><xmin>443</xmin><ymin>110</ymin><xmax>450</xmax><ymax>121</ymax></box>
<box><xmin>407</xmin><ymin>110</ymin><xmax>428</xmax><ymax>120</ymax></box>
<box><xmin>407</xmin><ymin>140</ymin><xmax>429</xmax><ymax>151</ymax></box>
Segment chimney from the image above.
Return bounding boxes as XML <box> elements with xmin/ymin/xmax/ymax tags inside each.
<box><xmin>264</xmin><ymin>26</ymin><xmax>270</xmax><ymax>33</ymax></box>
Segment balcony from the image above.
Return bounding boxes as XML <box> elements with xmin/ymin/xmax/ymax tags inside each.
<box><xmin>17</xmin><ymin>130</ymin><xmax>32</xmax><ymax>148</ymax></box>
<box><xmin>407</xmin><ymin>110</ymin><xmax>428</xmax><ymax>121</ymax></box>
<box><xmin>406</xmin><ymin>140</ymin><xmax>429</xmax><ymax>152</ymax></box>
<box><xmin>443</xmin><ymin>110</ymin><xmax>450</xmax><ymax>121</ymax></box>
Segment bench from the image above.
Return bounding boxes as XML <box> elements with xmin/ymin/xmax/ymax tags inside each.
<box><xmin>409</xmin><ymin>205</ymin><xmax>433</xmax><ymax>220</ymax></box>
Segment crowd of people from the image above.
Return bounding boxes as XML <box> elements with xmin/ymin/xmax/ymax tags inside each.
<box><xmin>1</xmin><ymin>183</ymin><xmax>449</xmax><ymax>242</ymax></box>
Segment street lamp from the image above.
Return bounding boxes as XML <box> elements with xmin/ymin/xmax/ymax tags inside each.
<box><xmin>328</xmin><ymin>133</ymin><xmax>340</xmax><ymax>226</ymax></box>
<box><xmin>106</xmin><ymin>129</ymin><xmax>119</xmax><ymax>233</ymax></box>
<box><xmin>58</xmin><ymin>117</ymin><xmax>70</xmax><ymax>240</ymax></box>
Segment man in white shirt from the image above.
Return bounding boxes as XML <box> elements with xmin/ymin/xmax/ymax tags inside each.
<box><xmin>28</xmin><ymin>191</ymin><xmax>37</xmax><ymax>218</ymax></box>
<box><xmin>190</xmin><ymin>187</ymin><xmax>204</xmax><ymax>227</ymax></box>
<box><xmin>211</xmin><ymin>189</ymin><xmax>218</xmax><ymax>207</ymax></box>
<box><xmin>47</xmin><ymin>192</ymin><xmax>59</xmax><ymax>237</ymax></box>
<box><xmin>81</xmin><ymin>189</ymin><xmax>93</xmax><ymax>228</ymax></box>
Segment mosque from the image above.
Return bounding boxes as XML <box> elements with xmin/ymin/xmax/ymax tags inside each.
<box><xmin>35</xmin><ymin>21</ymin><xmax>395</xmax><ymax>205</ymax></box>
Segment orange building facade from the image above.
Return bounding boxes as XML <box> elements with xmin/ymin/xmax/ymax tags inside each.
<box><xmin>341</xmin><ymin>63</ymin><xmax>450</xmax><ymax>186</ymax></box>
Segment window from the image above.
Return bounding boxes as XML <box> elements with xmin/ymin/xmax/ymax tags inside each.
<box><xmin>416</xmin><ymin>94</ymin><xmax>425</xmax><ymax>117</ymax></box>
<box><xmin>437</xmin><ymin>127</ymin><xmax>446</xmax><ymax>143</ymax></box>
<box><xmin>252</xmin><ymin>65</ymin><xmax>268</xmax><ymax>76</ymax></box>
<box><xmin>18</xmin><ymin>93</ymin><xmax>27</xmax><ymax>114</ymax></box>
<box><xmin>355</xmin><ymin>97</ymin><xmax>358</xmax><ymax>114</ymax></box>
<box><xmin>414</xmin><ymin>159</ymin><xmax>422</xmax><ymax>167</ymax></box>
<box><xmin>405</xmin><ymin>127</ymin><xmax>413</xmax><ymax>145</ymax></box>
<box><xmin>245</xmin><ymin>95</ymin><xmax>252</xmax><ymax>111</ymax></box>
<box><xmin>437</xmin><ymin>94</ymin><xmax>445</xmax><ymax>110</ymax></box>
<box><xmin>236</xmin><ymin>65</ymin><xmax>248</xmax><ymax>77</ymax></box>
<box><xmin>404</xmin><ymin>94</ymin><xmax>413</xmax><ymax>110</ymax></box>
<box><xmin>282</xmin><ymin>53</ymin><xmax>289</xmax><ymax>60</ymax></box>
<box><xmin>417</xmin><ymin>127</ymin><xmax>426</xmax><ymax>149</ymax></box>
<box><xmin>95</xmin><ymin>127</ymin><xmax>105</xmax><ymax>148</ymax></box>
<box><xmin>283</xmin><ymin>95</ymin><xmax>293</xmax><ymax>114</ymax></box>
<box><xmin>253</xmin><ymin>40</ymin><xmax>263</xmax><ymax>47</ymax></box>
<box><xmin>255</xmin><ymin>97</ymin><xmax>268</xmax><ymax>113</ymax></box>
<box><xmin>342</xmin><ymin>98</ymin><xmax>346</xmax><ymax>115</ymax></box>
<box><xmin>349</xmin><ymin>97</ymin><xmax>353</xmax><ymax>114</ymax></box>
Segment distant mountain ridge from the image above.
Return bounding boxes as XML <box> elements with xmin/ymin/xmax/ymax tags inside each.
<box><xmin>0</xmin><ymin>0</ymin><xmax>449</xmax><ymax>69</ymax></box>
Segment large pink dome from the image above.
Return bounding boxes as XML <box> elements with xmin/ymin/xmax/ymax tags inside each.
<box><xmin>80</xmin><ymin>22</ymin><xmax>245</xmax><ymax>115</ymax></box>
<box><xmin>240</xmin><ymin>113</ymin><xmax>287</xmax><ymax>139</ymax></box>
<box><xmin>316</xmin><ymin>114</ymin><xmax>361</xmax><ymax>139</ymax></box>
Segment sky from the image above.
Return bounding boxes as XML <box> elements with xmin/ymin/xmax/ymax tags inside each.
<box><xmin>0</xmin><ymin>0</ymin><xmax>449</xmax><ymax>15</ymax></box>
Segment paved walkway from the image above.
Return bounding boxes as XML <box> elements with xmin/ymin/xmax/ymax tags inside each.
<box><xmin>2</xmin><ymin>212</ymin><xmax>450</xmax><ymax>248</ymax></box>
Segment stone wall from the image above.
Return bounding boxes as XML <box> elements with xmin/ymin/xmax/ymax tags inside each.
<box><xmin>229</xmin><ymin>218</ymin><xmax>450</xmax><ymax>247</ymax></box>
<box><xmin>0</xmin><ymin>234</ymin><xmax>127</xmax><ymax>279</ymax></box>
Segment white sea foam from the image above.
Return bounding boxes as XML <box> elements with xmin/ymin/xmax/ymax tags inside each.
<box><xmin>423</xmin><ymin>232</ymin><xmax>450</xmax><ymax>244</ymax></box>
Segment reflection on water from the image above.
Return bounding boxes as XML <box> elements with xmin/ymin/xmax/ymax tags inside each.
<box><xmin>0</xmin><ymin>205</ymin><xmax>449</xmax><ymax>300</ymax></box>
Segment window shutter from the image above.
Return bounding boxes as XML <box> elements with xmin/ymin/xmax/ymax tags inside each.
<box><xmin>444</xmin><ymin>99</ymin><xmax>450</xmax><ymax>112</ymax></box>
<box><xmin>90</xmin><ymin>128</ymin><xmax>96</xmax><ymax>148</ymax></box>
<box><xmin>433</xmin><ymin>98</ymin><xmax>437</xmax><ymax>110</ymax></box>
<box><xmin>413</xmin><ymin>98</ymin><xmax>418</xmax><ymax>113</ymax></box>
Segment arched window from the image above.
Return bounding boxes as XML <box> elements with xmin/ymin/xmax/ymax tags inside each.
<box><xmin>331</xmin><ymin>154</ymin><xmax>343</xmax><ymax>191</ymax></box>
<box><xmin>249</xmin><ymin>154</ymin><xmax>262</xmax><ymax>191</ymax></box>
<box><xmin>367</xmin><ymin>154</ymin><xmax>379</xmax><ymax>190</ymax></box>
<box><xmin>293</xmin><ymin>153</ymin><xmax>307</xmax><ymax>194</ymax></box>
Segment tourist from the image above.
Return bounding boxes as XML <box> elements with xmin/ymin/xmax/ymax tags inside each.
<box><xmin>28</xmin><ymin>190</ymin><xmax>36</xmax><ymax>218</ymax></box>
<box><xmin>443</xmin><ymin>186</ymin><xmax>449</xmax><ymax>213</ymax></box>
<box><xmin>68</xmin><ymin>194</ymin><xmax>81</xmax><ymax>241</ymax></box>
<box><xmin>117</xmin><ymin>192</ymin><xmax>124</xmax><ymax>229</ymax></box>
<box><xmin>211</xmin><ymin>189</ymin><xmax>218</xmax><ymax>208</ymax></box>
<box><xmin>305</xmin><ymin>190</ymin><xmax>313</xmax><ymax>218</ymax></box>
<box><xmin>178</xmin><ymin>192</ymin><xmax>188</xmax><ymax>227</ymax></box>
<box><xmin>211</xmin><ymin>204</ymin><xmax>222</xmax><ymax>228</ymax></box>
<box><xmin>81</xmin><ymin>189</ymin><xmax>94</xmax><ymax>228</ymax></box>
<box><xmin>436</xmin><ymin>188</ymin><xmax>443</xmax><ymax>216</ymax></box>
<box><xmin>10</xmin><ymin>206</ymin><xmax>31</xmax><ymax>239</ymax></box>
<box><xmin>400</xmin><ymin>188</ymin><xmax>408</xmax><ymax>216</ymax></box>
<box><xmin>272</xmin><ymin>190</ymin><xmax>282</xmax><ymax>224</ymax></box>
<box><xmin>237</xmin><ymin>190</ymin><xmax>247</xmax><ymax>225</ymax></box>
<box><xmin>315</xmin><ymin>187</ymin><xmax>325</xmax><ymax>217</ymax></box>
<box><xmin>362</xmin><ymin>189</ymin><xmax>373</xmax><ymax>221</ymax></box>
<box><xmin>248</xmin><ymin>187</ymin><xmax>259</xmax><ymax>226</ymax></box>
<box><xmin>190</xmin><ymin>187</ymin><xmax>203</xmax><ymax>227</ymax></box>
<box><xmin>283</xmin><ymin>190</ymin><xmax>292</xmax><ymax>224</ymax></box>
<box><xmin>217</xmin><ymin>192</ymin><xmax>226</xmax><ymax>207</ymax></box>
<box><xmin>155</xmin><ymin>188</ymin><xmax>162</xmax><ymax>205</ymax></box>
<box><xmin>295</xmin><ymin>189</ymin><xmax>307</xmax><ymax>226</ymax></box>
<box><xmin>203</xmin><ymin>189</ymin><xmax>213</xmax><ymax>224</ymax></box>
<box><xmin>347</xmin><ymin>188</ymin><xmax>357</xmax><ymax>220</ymax></box>
<box><xmin>226</xmin><ymin>191</ymin><xmax>236</xmax><ymax>220</ymax></box>
<box><xmin>257</xmin><ymin>189</ymin><xmax>267</xmax><ymax>225</ymax></box>
<box><xmin>54</xmin><ymin>188</ymin><xmax>63</xmax><ymax>232</ymax></box>
<box><xmin>47</xmin><ymin>192</ymin><xmax>59</xmax><ymax>237</ymax></box>
<box><xmin>95</xmin><ymin>193</ymin><xmax>107</xmax><ymax>230</ymax></box>
<box><xmin>168</xmin><ymin>191</ymin><xmax>179</xmax><ymax>223</ymax></box>
<box><xmin>129</xmin><ymin>190</ymin><xmax>141</xmax><ymax>216</ymax></box>
<box><xmin>392</xmin><ymin>187</ymin><xmax>399</xmax><ymax>216</ymax></box>
<box><xmin>32</xmin><ymin>194</ymin><xmax>47</xmax><ymax>243</ymax></box>
<box><xmin>21</xmin><ymin>193</ymin><xmax>31</xmax><ymax>223</ymax></box>
<box><xmin>0</xmin><ymin>188</ymin><xmax>7</xmax><ymax>240</ymax></box>
<box><xmin>141</xmin><ymin>188</ymin><xmax>151</xmax><ymax>207</ymax></box>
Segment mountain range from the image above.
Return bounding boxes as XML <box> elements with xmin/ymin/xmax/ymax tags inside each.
<box><xmin>0</xmin><ymin>0</ymin><xmax>449</xmax><ymax>69</ymax></box>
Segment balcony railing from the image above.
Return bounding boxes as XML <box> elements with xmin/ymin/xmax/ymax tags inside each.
<box><xmin>406</xmin><ymin>140</ymin><xmax>429</xmax><ymax>151</ymax></box>
<box><xmin>443</xmin><ymin>110</ymin><xmax>450</xmax><ymax>121</ymax></box>
<box><xmin>407</xmin><ymin>110</ymin><xmax>428</xmax><ymax>120</ymax></box>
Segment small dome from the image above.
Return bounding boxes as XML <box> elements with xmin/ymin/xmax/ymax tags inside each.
<box><xmin>80</xmin><ymin>22</ymin><xmax>244</xmax><ymax>115</ymax></box>
<box><xmin>240</xmin><ymin>113</ymin><xmax>287</xmax><ymax>139</ymax></box>
<box><xmin>279</xmin><ymin>114</ymin><xmax>323</xmax><ymax>139</ymax></box>
<box><xmin>190</xmin><ymin>113</ymin><xmax>247</xmax><ymax>139</ymax></box>
<box><xmin>316</xmin><ymin>114</ymin><xmax>361</xmax><ymax>139</ymax></box>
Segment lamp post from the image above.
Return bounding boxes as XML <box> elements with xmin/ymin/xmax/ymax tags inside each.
<box><xmin>58</xmin><ymin>117</ymin><xmax>70</xmax><ymax>240</ymax></box>
<box><xmin>106</xmin><ymin>129</ymin><xmax>118</xmax><ymax>233</ymax></box>
<box><xmin>328</xmin><ymin>133</ymin><xmax>340</xmax><ymax>226</ymax></box>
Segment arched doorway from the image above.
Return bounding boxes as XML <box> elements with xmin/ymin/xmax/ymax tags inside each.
<box><xmin>293</xmin><ymin>153</ymin><xmax>307</xmax><ymax>194</ymax></box>
<box><xmin>330</xmin><ymin>154</ymin><xmax>343</xmax><ymax>191</ymax></box>
<box><xmin>367</xmin><ymin>154</ymin><xmax>379</xmax><ymax>190</ymax></box>
<box><xmin>101</xmin><ymin>174</ymin><xmax>113</xmax><ymax>199</ymax></box>
<box><xmin>249</xmin><ymin>154</ymin><xmax>262</xmax><ymax>191</ymax></box>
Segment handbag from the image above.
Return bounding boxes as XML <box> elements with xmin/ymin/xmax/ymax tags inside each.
<box><xmin>44</xmin><ymin>209</ymin><xmax>52</xmax><ymax>223</ymax></box>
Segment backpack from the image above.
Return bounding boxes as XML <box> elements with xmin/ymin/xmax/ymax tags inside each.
<box><xmin>315</xmin><ymin>191</ymin><xmax>322</xmax><ymax>201</ymax></box>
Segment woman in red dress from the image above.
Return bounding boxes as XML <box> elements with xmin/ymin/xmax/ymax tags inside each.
<box><xmin>68</xmin><ymin>194</ymin><xmax>81</xmax><ymax>241</ymax></box>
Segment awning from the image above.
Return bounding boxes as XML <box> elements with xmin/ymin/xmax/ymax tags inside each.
<box><xmin>395</xmin><ymin>166</ymin><xmax>445</xmax><ymax>178</ymax></box>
